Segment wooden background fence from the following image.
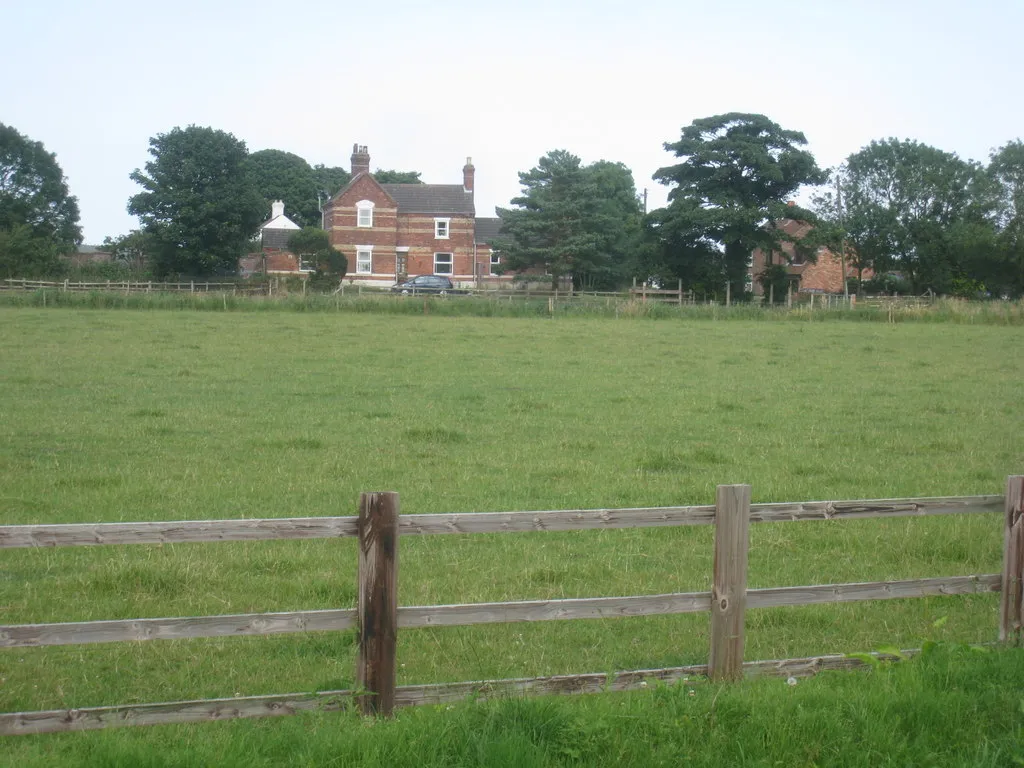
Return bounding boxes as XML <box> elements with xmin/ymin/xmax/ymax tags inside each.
<box><xmin>1</xmin><ymin>476</ymin><xmax>1021</xmax><ymax>735</ymax></box>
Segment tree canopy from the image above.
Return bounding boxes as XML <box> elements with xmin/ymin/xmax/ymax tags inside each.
<box><xmin>988</xmin><ymin>140</ymin><xmax>1024</xmax><ymax>296</ymax></box>
<box><xmin>652</xmin><ymin>113</ymin><xmax>825</xmax><ymax>298</ymax></box>
<box><xmin>0</xmin><ymin>122</ymin><xmax>81</xmax><ymax>277</ymax></box>
<box><xmin>832</xmin><ymin>139</ymin><xmax>997</xmax><ymax>294</ymax></box>
<box><xmin>247</xmin><ymin>150</ymin><xmax>321</xmax><ymax>228</ymax></box>
<box><xmin>494</xmin><ymin>150</ymin><xmax>642</xmax><ymax>290</ymax></box>
<box><xmin>373</xmin><ymin>170</ymin><xmax>423</xmax><ymax>184</ymax></box>
<box><xmin>286</xmin><ymin>227</ymin><xmax>347</xmax><ymax>278</ymax></box>
<box><xmin>129</xmin><ymin>126</ymin><xmax>265</xmax><ymax>278</ymax></box>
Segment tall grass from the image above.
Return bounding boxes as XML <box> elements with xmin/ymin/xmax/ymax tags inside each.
<box><xmin>2</xmin><ymin>289</ymin><xmax>1022</xmax><ymax>324</ymax></box>
<box><xmin>4</xmin><ymin>646</ymin><xmax>1023</xmax><ymax>767</ymax></box>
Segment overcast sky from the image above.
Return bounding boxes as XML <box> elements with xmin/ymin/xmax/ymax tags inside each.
<box><xmin>4</xmin><ymin>0</ymin><xmax>1022</xmax><ymax>243</ymax></box>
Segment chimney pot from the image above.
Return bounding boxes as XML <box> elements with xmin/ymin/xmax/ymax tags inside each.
<box><xmin>351</xmin><ymin>144</ymin><xmax>370</xmax><ymax>176</ymax></box>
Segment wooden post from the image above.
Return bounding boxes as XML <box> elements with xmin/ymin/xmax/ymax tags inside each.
<box><xmin>1000</xmin><ymin>476</ymin><xmax>1024</xmax><ymax>645</ymax></box>
<box><xmin>709</xmin><ymin>484</ymin><xmax>751</xmax><ymax>681</ymax></box>
<box><xmin>678</xmin><ymin>279</ymin><xmax>683</xmax><ymax>306</ymax></box>
<box><xmin>768</xmin><ymin>283</ymin><xmax>774</xmax><ymax>306</ymax></box>
<box><xmin>787</xmin><ymin>283</ymin><xmax>792</xmax><ymax>308</ymax></box>
<box><xmin>725</xmin><ymin>282</ymin><xmax>731</xmax><ymax>307</ymax></box>
<box><xmin>356</xmin><ymin>491</ymin><xmax>399</xmax><ymax>716</ymax></box>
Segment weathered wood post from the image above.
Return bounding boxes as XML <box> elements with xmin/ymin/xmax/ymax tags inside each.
<box><xmin>678</xmin><ymin>279</ymin><xmax>683</xmax><ymax>306</ymax></box>
<box><xmin>725</xmin><ymin>282</ymin><xmax>731</xmax><ymax>307</ymax></box>
<box><xmin>1000</xmin><ymin>476</ymin><xmax>1024</xmax><ymax>645</ymax></box>
<box><xmin>356</xmin><ymin>491</ymin><xmax>399</xmax><ymax>716</ymax></box>
<box><xmin>709</xmin><ymin>484</ymin><xmax>751</xmax><ymax>681</ymax></box>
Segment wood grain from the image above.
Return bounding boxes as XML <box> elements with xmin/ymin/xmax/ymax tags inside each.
<box><xmin>1000</xmin><ymin>476</ymin><xmax>1024</xmax><ymax>644</ymax></box>
<box><xmin>356</xmin><ymin>492</ymin><xmax>399</xmax><ymax>716</ymax></box>
<box><xmin>0</xmin><ymin>495</ymin><xmax>1001</xmax><ymax>549</ymax></box>
<box><xmin>0</xmin><ymin>649</ymin><xmax>922</xmax><ymax>735</ymax></box>
<box><xmin>709</xmin><ymin>484</ymin><xmax>751</xmax><ymax>681</ymax></box>
<box><xmin>0</xmin><ymin>575</ymin><xmax>999</xmax><ymax>647</ymax></box>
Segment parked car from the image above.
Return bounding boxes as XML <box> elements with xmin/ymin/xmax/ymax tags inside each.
<box><xmin>390</xmin><ymin>275</ymin><xmax>461</xmax><ymax>295</ymax></box>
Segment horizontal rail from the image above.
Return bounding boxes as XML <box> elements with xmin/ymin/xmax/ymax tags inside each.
<box><xmin>0</xmin><ymin>650</ymin><xmax>918</xmax><ymax>735</ymax></box>
<box><xmin>0</xmin><ymin>495</ymin><xmax>1002</xmax><ymax>549</ymax></box>
<box><xmin>0</xmin><ymin>574</ymin><xmax>1000</xmax><ymax>648</ymax></box>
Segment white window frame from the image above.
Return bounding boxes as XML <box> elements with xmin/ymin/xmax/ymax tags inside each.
<box><xmin>356</xmin><ymin>200</ymin><xmax>374</xmax><ymax>228</ymax></box>
<box><xmin>489</xmin><ymin>252</ymin><xmax>500</xmax><ymax>276</ymax></box>
<box><xmin>356</xmin><ymin>246</ymin><xmax>373</xmax><ymax>275</ymax></box>
<box><xmin>434</xmin><ymin>218</ymin><xmax>450</xmax><ymax>239</ymax></box>
<box><xmin>433</xmin><ymin>252</ymin><xmax>453</xmax><ymax>275</ymax></box>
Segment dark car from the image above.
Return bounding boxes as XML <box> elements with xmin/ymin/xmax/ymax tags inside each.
<box><xmin>390</xmin><ymin>275</ymin><xmax>459</xmax><ymax>295</ymax></box>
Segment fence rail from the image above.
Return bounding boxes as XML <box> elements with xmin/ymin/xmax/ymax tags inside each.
<box><xmin>1</xmin><ymin>479</ymin><xmax>1020</xmax><ymax>734</ymax></box>
<box><xmin>0</xmin><ymin>278</ymin><xmax>266</xmax><ymax>295</ymax></box>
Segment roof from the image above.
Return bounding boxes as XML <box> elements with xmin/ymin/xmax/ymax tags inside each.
<box><xmin>380</xmin><ymin>184</ymin><xmax>474</xmax><ymax>215</ymax></box>
<box><xmin>474</xmin><ymin>217</ymin><xmax>503</xmax><ymax>243</ymax></box>
<box><xmin>258</xmin><ymin>213</ymin><xmax>300</xmax><ymax>231</ymax></box>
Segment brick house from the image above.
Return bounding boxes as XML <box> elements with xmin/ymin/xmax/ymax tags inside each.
<box><xmin>749</xmin><ymin>218</ymin><xmax>871</xmax><ymax>296</ymax></box>
<box><xmin>322</xmin><ymin>145</ymin><xmax>507</xmax><ymax>287</ymax></box>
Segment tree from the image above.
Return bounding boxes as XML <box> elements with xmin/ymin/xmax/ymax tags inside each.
<box><xmin>373</xmin><ymin>170</ymin><xmax>423</xmax><ymax>184</ymax></box>
<box><xmin>286</xmin><ymin>227</ymin><xmax>347</xmax><ymax>280</ymax></box>
<box><xmin>988</xmin><ymin>140</ymin><xmax>1024</xmax><ymax>296</ymax></box>
<box><xmin>129</xmin><ymin>126</ymin><xmax>265</xmax><ymax>278</ymax></box>
<box><xmin>247</xmin><ymin>150</ymin><xmax>320</xmax><ymax>228</ymax></box>
<box><xmin>653</xmin><ymin>113</ymin><xmax>825</xmax><ymax>299</ymax></box>
<box><xmin>837</xmin><ymin>139</ymin><xmax>998</xmax><ymax>294</ymax></box>
<box><xmin>312</xmin><ymin>165</ymin><xmax>352</xmax><ymax>201</ymax></box>
<box><xmin>494</xmin><ymin>150</ymin><xmax>642</xmax><ymax>290</ymax></box>
<box><xmin>101</xmin><ymin>229</ymin><xmax>156</xmax><ymax>274</ymax></box>
<box><xmin>0</xmin><ymin>122</ymin><xmax>81</xmax><ymax>276</ymax></box>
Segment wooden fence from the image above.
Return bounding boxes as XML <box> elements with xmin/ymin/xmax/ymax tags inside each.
<box><xmin>0</xmin><ymin>279</ymin><xmax>268</xmax><ymax>295</ymax></box>
<box><xmin>1</xmin><ymin>477</ymin><xmax>1021</xmax><ymax>734</ymax></box>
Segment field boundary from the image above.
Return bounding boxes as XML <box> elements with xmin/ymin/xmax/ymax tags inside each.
<box><xmin>1</xmin><ymin>478</ymin><xmax>1020</xmax><ymax>734</ymax></box>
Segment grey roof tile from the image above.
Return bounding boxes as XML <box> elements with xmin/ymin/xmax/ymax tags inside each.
<box><xmin>381</xmin><ymin>184</ymin><xmax>474</xmax><ymax>215</ymax></box>
<box><xmin>474</xmin><ymin>217</ymin><xmax>503</xmax><ymax>244</ymax></box>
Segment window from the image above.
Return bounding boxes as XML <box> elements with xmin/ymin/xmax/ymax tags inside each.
<box><xmin>434</xmin><ymin>218</ymin><xmax>450</xmax><ymax>239</ymax></box>
<box><xmin>434</xmin><ymin>252</ymin><xmax>453</xmax><ymax>275</ymax></box>
<box><xmin>356</xmin><ymin>247</ymin><xmax>372</xmax><ymax>274</ymax></box>
<box><xmin>299</xmin><ymin>254</ymin><xmax>316</xmax><ymax>273</ymax></box>
<box><xmin>489</xmin><ymin>252</ymin><xmax>500</xmax><ymax>276</ymax></box>
<box><xmin>356</xmin><ymin>200</ymin><xmax>374</xmax><ymax>228</ymax></box>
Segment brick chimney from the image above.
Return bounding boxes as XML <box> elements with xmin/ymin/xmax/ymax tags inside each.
<box><xmin>463</xmin><ymin>156</ymin><xmax>475</xmax><ymax>193</ymax></box>
<box><xmin>351</xmin><ymin>144</ymin><xmax>370</xmax><ymax>176</ymax></box>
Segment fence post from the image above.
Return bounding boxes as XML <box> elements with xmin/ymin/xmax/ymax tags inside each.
<box><xmin>1000</xmin><ymin>476</ymin><xmax>1024</xmax><ymax>645</ymax></box>
<box><xmin>356</xmin><ymin>491</ymin><xmax>399</xmax><ymax>716</ymax></box>
<box><xmin>709</xmin><ymin>483</ymin><xmax>751</xmax><ymax>681</ymax></box>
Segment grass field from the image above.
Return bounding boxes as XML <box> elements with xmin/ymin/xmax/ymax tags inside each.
<box><xmin>1</xmin><ymin>306</ymin><xmax>1022</xmax><ymax>763</ymax></box>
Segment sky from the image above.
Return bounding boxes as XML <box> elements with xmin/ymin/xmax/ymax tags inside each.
<box><xmin>3</xmin><ymin>0</ymin><xmax>1023</xmax><ymax>244</ymax></box>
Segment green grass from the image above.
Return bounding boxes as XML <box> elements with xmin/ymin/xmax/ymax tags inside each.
<box><xmin>4</xmin><ymin>646</ymin><xmax>1023</xmax><ymax>767</ymax></box>
<box><xmin>0</xmin><ymin>306</ymin><xmax>1022</xmax><ymax>762</ymax></box>
<box><xmin>3</xmin><ymin>288</ymin><xmax>1024</xmax><ymax>324</ymax></box>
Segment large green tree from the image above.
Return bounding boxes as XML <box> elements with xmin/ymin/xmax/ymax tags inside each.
<box><xmin>129</xmin><ymin>126</ymin><xmax>265</xmax><ymax>277</ymax></box>
<box><xmin>494</xmin><ymin>150</ymin><xmax>642</xmax><ymax>290</ymax></box>
<box><xmin>988</xmin><ymin>140</ymin><xmax>1024</xmax><ymax>296</ymax></box>
<box><xmin>0</xmin><ymin>122</ymin><xmax>81</xmax><ymax>276</ymax></box>
<box><xmin>312</xmin><ymin>165</ymin><xmax>351</xmax><ymax>201</ymax></box>
<box><xmin>837</xmin><ymin>139</ymin><xmax>998</xmax><ymax>294</ymax></box>
<box><xmin>247</xmin><ymin>150</ymin><xmax>321</xmax><ymax>228</ymax></box>
<box><xmin>653</xmin><ymin>113</ymin><xmax>825</xmax><ymax>299</ymax></box>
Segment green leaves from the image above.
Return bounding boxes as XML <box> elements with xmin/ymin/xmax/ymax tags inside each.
<box><xmin>129</xmin><ymin>126</ymin><xmax>266</xmax><ymax>278</ymax></box>
<box><xmin>653</xmin><ymin>113</ymin><xmax>824</xmax><ymax>299</ymax></box>
<box><xmin>0</xmin><ymin>122</ymin><xmax>81</xmax><ymax>276</ymax></box>
<box><xmin>495</xmin><ymin>150</ymin><xmax>642</xmax><ymax>290</ymax></box>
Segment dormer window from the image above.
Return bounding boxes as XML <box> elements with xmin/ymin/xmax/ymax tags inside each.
<box><xmin>356</xmin><ymin>200</ymin><xmax>374</xmax><ymax>228</ymax></box>
<box><xmin>434</xmin><ymin>218</ymin><xmax>450</xmax><ymax>239</ymax></box>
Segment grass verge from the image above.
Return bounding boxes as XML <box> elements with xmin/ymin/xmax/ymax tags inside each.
<box><xmin>3</xmin><ymin>646</ymin><xmax>1023</xmax><ymax>767</ymax></box>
